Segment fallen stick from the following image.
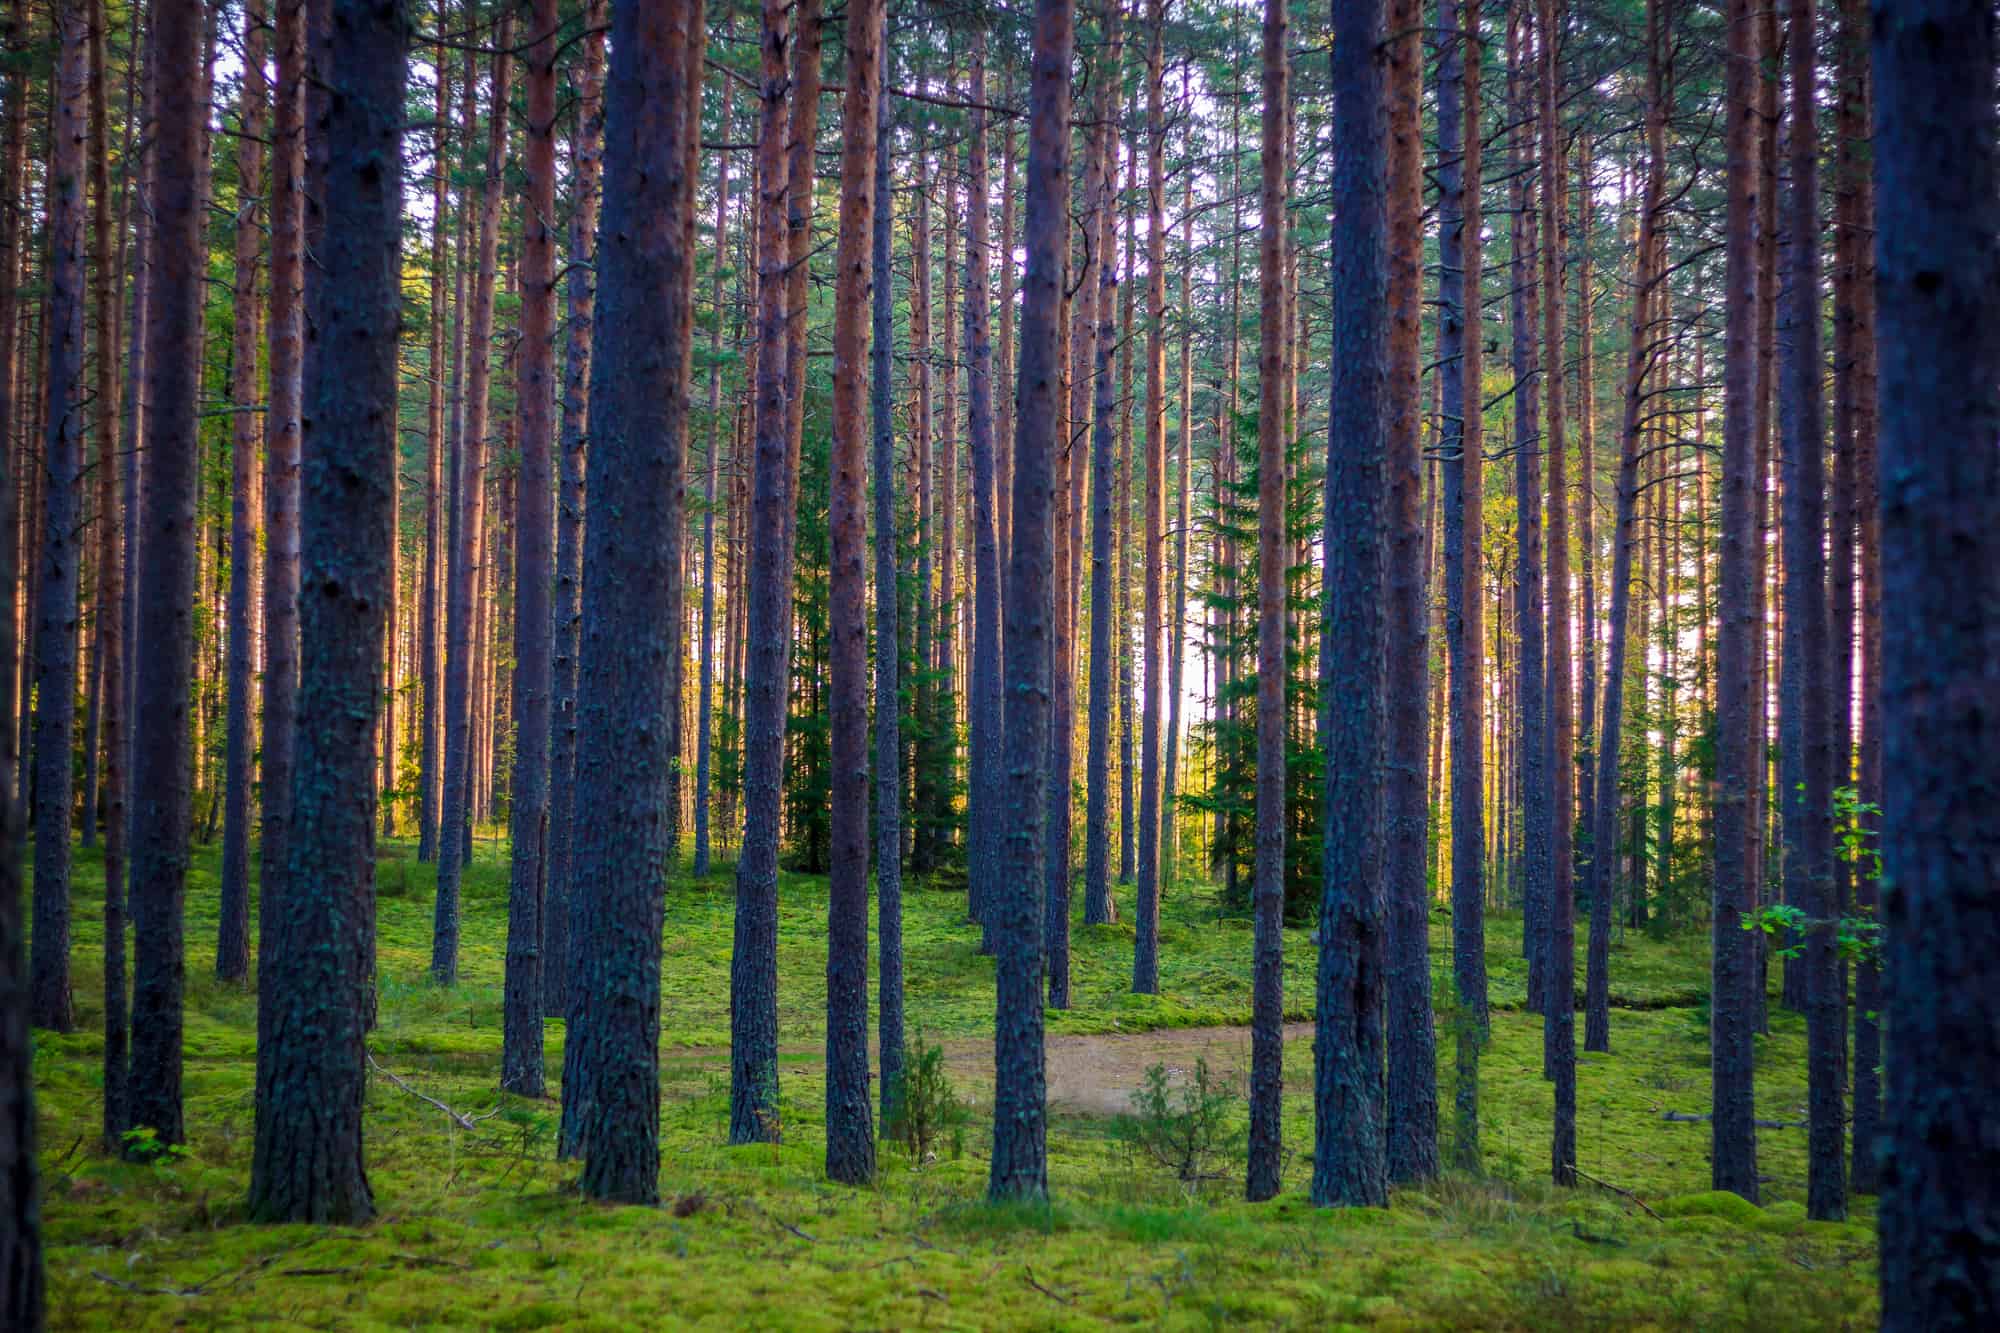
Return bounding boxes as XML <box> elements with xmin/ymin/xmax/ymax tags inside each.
<box><xmin>1661</xmin><ymin>1110</ymin><xmax>1806</xmax><ymax>1130</ymax></box>
<box><xmin>366</xmin><ymin>1051</ymin><xmax>496</xmax><ymax>1132</ymax></box>
<box><xmin>1573</xmin><ymin>1168</ymin><xmax>1664</xmax><ymax>1222</ymax></box>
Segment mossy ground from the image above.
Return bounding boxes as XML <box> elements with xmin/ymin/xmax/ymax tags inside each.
<box><xmin>30</xmin><ymin>833</ymin><xmax>1876</xmax><ymax>1328</ymax></box>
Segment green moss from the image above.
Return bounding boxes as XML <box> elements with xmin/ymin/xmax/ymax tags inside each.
<box><xmin>27</xmin><ymin>833</ymin><xmax>1876</xmax><ymax>1327</ymax></box>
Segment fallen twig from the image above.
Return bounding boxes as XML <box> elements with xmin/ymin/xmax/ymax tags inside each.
<box><xmin>1662</xmin><ymin>1110</ymin><xmax>1806</xmax><ymax>1130</ymax></box>
<box><xmin>1024</xmin><ymin>1268</ymin><xmax>1075</xmax><ymax>1306</ymax></box>
<box><xmin>367</xmin><ymin>1051</ymin><xmax>497</xmax><ymax>1131</ymax></box>
<box><xmin>1573</xmin><ymin>1168</ymin><xmax>1664</xmax><ymax>1221</ymax></box>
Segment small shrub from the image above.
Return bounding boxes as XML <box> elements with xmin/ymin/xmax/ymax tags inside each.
<box><xmin>1114</xmin><ymin>1058</ymin><xmax>1243</xmax><ymax>1187</ymax></box>
<box><xmin>883</xmin><ymin>1031</ymin><xmax>967</xmax><ymax>1163</ymax></box>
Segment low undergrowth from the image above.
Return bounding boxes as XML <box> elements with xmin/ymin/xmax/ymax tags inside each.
<box><xmin>29</xmin><ymin>834</ymin><xmax>1876</xmax><ymax>1328</ymax></box>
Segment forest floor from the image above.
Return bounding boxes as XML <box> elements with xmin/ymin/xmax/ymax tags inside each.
<box><xmin>30</xmin><ymin>833</ymin><xmax>1878</xmax><ymax>1329</ymax></box>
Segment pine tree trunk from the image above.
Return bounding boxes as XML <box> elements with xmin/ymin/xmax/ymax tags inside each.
<box><xmin>127</xmin><ymin>0</ymin><xmax>207</xmax><ymax>1149</ymax></box>
<box><xmin>1711</xmin><ymin>0</ymin><xmax>1763</xmax><ymax>1202</ymax></box>
<box><xmin>417</xmin><ymin>40</ymin><xmax>448</xmax><ymax>864</ymax></box>
<box><xmin>433</xmin><ymin>21</ymin><xmax>513</xmax><ymax>984</ymax></box>
<box><xmin>1314</xmin><ymin>0</ymin><xmax>1390</xmax><ymax>1209</ymax></box>
<box><xmin>28</xmin><ymin>0</ymin><xmax>88</xmax><ymax>1034</ymax></box>
<box><xmin>1246</xmin><ymin>0</ymin><xmax>1288</xmax><ymax>1202</ymax></box>
<box><xmin>1131</xmin><ymin>0</ymin><xmax>1168</xmax><ymax>996</ymax></box>
<box><xmin>218</xmin><ymin>0</ymin><xmax>266</xmax><ymax>984</ymax></box>
<box><xmin>990</xmin><ymin>0</ymin><xmax>1072</xmax><ymax>1203</ymax></box>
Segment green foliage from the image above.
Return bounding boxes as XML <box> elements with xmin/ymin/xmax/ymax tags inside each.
<box><xmin>882</xmin><ymin>1030</ymin><xmax>968</xmax><ymax>1163</ymax></box>
<box><xmin>1114</xmin><ymin>1058</ymin><xmax>1244</xmax><ymax>1188</ymax></box>
<box><xmin>1183</xmin><ymin>412</ymin><xmax>1325</xmax><ymax>921</ymax></box>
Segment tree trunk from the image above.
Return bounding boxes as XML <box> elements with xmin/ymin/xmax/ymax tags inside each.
<box><xmin>693</xmin><ymin>59</ymin><xmax>732</xmax><ymax>882</ymax></box>
<box><xmin>990</xmin><ymin>0</ymin><xmax>1072</xmax><ymax>1204</ymax></box>
<box><xmin>218</xmin><ymin>0</ymin><xmax>266</xmax><ymax>984</ymax></box>
<box><xmin>417</xmin><ymin>37</ymin><xmax>448</xmax><ymax>864</ymax></box>
<box><xmin>566</xmin><ymin>0</ymin><xmax>701</xmax><ymax>1204</ymax></box>
<box><xmin>501</xmin><ymin>0</ymin><xmax>558</xmax><ymax>1098</ymax></box>
<box><xmin>824</xmin><ymin>0</ymin><xmax>884</xmax><ymax>1187</ymax></box>
<box><xmin>1314</xmin><ymin>0</ymin><xmax>1389</xmax><ymax>1209</ymax></box>
<box><xmin>1383</xmin><ymin>0</ymin><xmax>1436</xmax><ymax>1182</ymax></box>
<box><xmin>546</xmin><ymin>0</ymin><xmax>604</xmax><ymax>1026</ymax></box>
<box><xmin>1871</xmin><ymin>0</ymin><xmax>2000</xmax><ymax>1317</ymax></box>
<box><xmin>432</xmin><ymin>20</ymin><xmax>512</xmax><ymax>984</ymax></box>
<box><xmin>126</xmin><ymin>0</ymin><xmax>207</xmax><ymax>1149</ymax></box>
<box><xmin>1439</xmin><ymin>0</ymin><xmax>1487</xmax><ymax>1174</ymax></box>
<box><xmin>1247</xmin><ymin>0</ymin><xmax>1288</xmax><ymax>1203</ymax></box>
<box><xmin>1131</xmin><ymin>0</ymin><xmax>1168</xmax><ymax>996</ymax></box>
<box><xmin>1711</xmin><ymin>0</ymin><xmax>1763</xmax><ymax>1202</ymax></box>
<box><xmin>730</xmin><ymin>0</ymin><xmax>796</xmax><ymax>1145</ymax></box>
<box><xmin>28</xmin><ymin>0</ymin><xmax>88</xmax><ymax>1034</ymax></box>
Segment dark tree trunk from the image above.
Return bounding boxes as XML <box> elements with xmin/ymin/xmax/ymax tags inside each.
<box><xmin>1438</xmin><ymin>0</ymin><xmax>1487</xmax><ymax>1173</ymax></box>
<box><xmin>1314</xmin><ymin>0</ymin><xmax>1389</xmax><ymax>1209</ymax></box>
<box><xmin>1835</xmin><ymin>0</ymin><xmax>1882</xmax><ymax>1197</ymax></box>
<box><xmin>547</xmin><ymin>0</ymin><xmax>604</xmax><ymax>1024</ymax></box>
<box><xmin>1383</xmin><ymin>0</ymin><xmax>1436</xmax><ymax>1183</ymax></box>
<box><xmin>1871</xmin><ymin>0</ymin><xmax>2000</xmax><ymax>1319</ymax></box>
<box><xmin>1711</xmin><ymin>0</ymin><xmax>1762</xmax><ymax>1202</ymax></box>
<box><xmin>963</xmin><ymin>34</ymin><xmax>1003</xmax><ymax>987</ymax></box>
<box><xmin>1586</xmin><ymin>0</ymin><xmax>1664</xmax><ymax>1058</ymax></box>
<box><xmin>990</xmin><ymin>0</ymin><xmax>1072</xmax><ymax>1203</ymax></box>
<box><xmin>1247</xmin><ymin>0</ymin><xmax>1288</xmax><ymax>1203</ymax></box>
<box><xmin>1078</xmin><ymin>3</ymin><xmax>1116</xmax><ymax>941</ymax></box>
<box><xmin>433</xmin><ymin>20</ymin><xmax>512</xmax><ymax>984</ymax></box>
<box><xmin>218</xmin><ymin>0</ymin><xmax>266</xmax><ymax>984</ymax></box>
<box><xmin>869</xmin><ymin>86</ymin><xmax>904</xmax><ymax>1132</ymax></box>
<box><xmin>502</xmin><ymin>0</ymin><xmax>559</xmax><ymax>1098</ymax></box>
<box><xmin>824</xmin><ymin>0</ymin><xmax>883</xmax><ymax>1187</ymax></box>
<box><xmin>730</xmin><ymin>0</ymin><xmax>795</xmax><ymax>1145</ymax></box>
<box><xmin>258</xmin><ymin>0</ymin><xmax>305</xmax><ymax>1019</ymax></box>
<box><xmin>248</xmin><ymin>0</ymin><xmax>402</xmax><ymax>1222</ymax></box>
<box><xmin>417</xmin><ymin>34</ymin><xmax>448</xmax><ymax>864</ymax></box>
<box><xmin>1071</xmin><ymin>0</ymin><xmax>1119</xmax><ymax>985</ymax></box>
<box><xmin>1773</xmin><ymin>0</ymin><xmax>1842</xmax><ymax>1222</ymax></box>
<box><xmin>694</xmin><ymin>58</ymin><xmax>731</xmax><ymax>882</ymax></box>
<box><xmin>1131</xmin><ymin>0</ymin><xmax>1168</xmax><ymax>997</ymax></box>
<box><xmin>568</xmin><ymin>0</ymin><xmax>701</xmax><ymax>1204</ymax></box>
<box><xmin>28</xmin><ymin>0</ymin><xmax>88</xmax><ymax>1035</ymax></box>
<box><xmin>0</xmin><ymin>0</ymin><xmax>41</xmax><ymax>1311</ymax></box>
<box><xmin>126</xmin><ymin>0</ymin><xmax>208</xmax><ymax>1149</ymax></box>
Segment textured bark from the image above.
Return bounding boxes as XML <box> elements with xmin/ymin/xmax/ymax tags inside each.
<box><xmin>995</xmin><ymin>95</ymin><xmax>1015</xmax><ymax>574</ymax></box>
<box><xmin>731</xmin><ymin>0</ymin><xmax>794</xmax><ymax>1145</ymax></box>
<box><xmin>1535</xmin><ymin>0</ymin><xmax>1576</xmax><ymax>1188</ymax></box>
<box><xmin>1506</xmin><ymin>2</ymin><xmax>1550</xmax><ymax>1031</ymax></box>
<box><xmin>28</xmin><ymin>0</ymin><xmax>88</xmax><ymax>1034</ymax></box>
<box><xmin>433</xmin><ymin>24</ymin><xmax>511</xmax><ymax>983</ymax></box>
<box><xmin>1710</xmin><ymin>0</ymin><xmax>1762</xmax><ymax>1201</ymax></box>
<box><xmin>567</xmin><ymin>0</ymin><xmax>701</xmax><ymax>1204</ymax></box>
<box><xmin>126</xmin><ymin>0</ymin><xmax>207</xmax><ymax>1149</ymax></box>
<box><xmin>417</xmin><ymin>42</ymin><xmax>448</xmax><ymax>864</ymax></box>
<box><xmin>218</xmin><ymin>0</ymin><xmax>266</xmax><ymax>985</ymax></box>
<box><xmin>1871</xmin><ymin>0</ymin><xmax>2000</xmax><ymax>1318</ymax></box>
<box><xmin>869</xmin><ymin>89</ymin><xmax>904</xmax><ymax>1132</ymax></box>
<box><xmin>1161</xmin><ymin>110</ymin><xmax>1191</xmax><ymax>885</ymax></box>
<box><xmin>1438</xmin><ymin>0</ymin><xmax>1487</xmax><ymax>1173</ymax></box>
<box><xmin>547</xmin><ymin>0</ymin><xmax>604</xmax><ymax>1025</ymax></box>
<box><xmin>1383</xmin><ymin>0</ymin><xmax>1436</xmax><ymax>1183</ymax></box>
<box><xmin>963</xmin><ymin>34</ymin><xmax>1002</xmax><ymax>992</ymax></box>
<box><xmin>1073</xmin><ymin>0</ymin><xmax>1118</xmax><ymax>970</ymax></box>
<box><xmin>1313</xmin><ymin>0</ymin><xmax>1389</xmax><ymax>1209</ymax></box>
<box><xmin>1772</xmin><ymin>0</ymin><xmax>1841</xmax><ymax>1221</ymax></box>
<box><xmin>259</xmin><ymin>0</ymin><xmax>305</xmax><ymax>1017</ymax></box>
<box><xmin>248</xmin><ymin>0</ymin><xmax>403</xmax><ymax>1222</ymax></box>
<box><xmin>693</xmin><ymin>59</ymin><xmax>731</xmax><ymax>882</ymax></box>
<box><xmin>1131</xmin><ymin>0</ymin><xmax>1168</xmax><ymax>997</ymax></box>
<box><xmin>824</xmin><ymin>0</ymin><xmax>883</xmax><ymax>1187</ymax></box>
<box><xmin>1834</xmin><ymin>0</ymin><xmax>1881</xmax><ymax>1198</ymax></box>
<box><xmin>990</xmin><ymin>0</ymin><xmax>1071</xmax><ymax>1203</ymax></box>
<box><xmin>1586</xmin><ymin>0</ymin><xmax>1663</xmax><ymax>1058</ymax></box>
<box><xmin>1076</xmin><ymin>3</ymin><xmax>1115</xmax><ymax>941</ymax></box>
<box><xmin>910</xmin><ymin>141</ymin><xmax>937</xmax><ymax>878</ymax></box>
<box><xmin>0</xmin><ymin>0</ymin><xmax>40</xmax><ymax>1311</ymax></box>
<box><xmin>501</xmin><ymin>0</ymin><xmax>559</xmax><ymax>1099</ymax></box>
<box><xmin>1247</xmin><ymin>0</ymin><xmax>1288</xmax><ymax>1204</ymax></box>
